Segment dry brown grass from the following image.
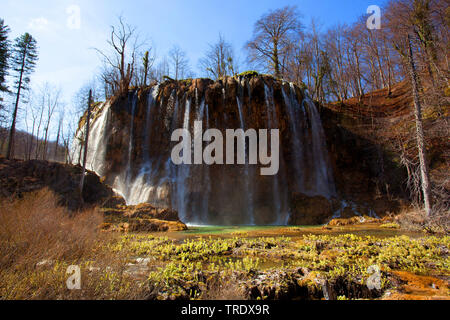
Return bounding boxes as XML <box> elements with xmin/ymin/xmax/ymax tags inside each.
<box><xmin>0</xmin><ymin>189</ymin><xmax>149</xmax><ymax>300</ymax></box>
<box><xmin>0</xmin><ymin>188</ymin><xmax>102</xmax><ymax>270</ymax></box>
<box><xmin>395</xmin><ymin>207</ymin><xmax>449</xmax><ymax>234</ymax></box>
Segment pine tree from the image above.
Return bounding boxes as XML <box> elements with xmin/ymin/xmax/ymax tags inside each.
<box><xmin>0</xmin><ymin>19</ymin><xmax>10</xmax><ymax>121</ymax></box>
<box><xmin>6</xmin><ymin>33</ymin><xmax>38</xmax><ymax>160</ymax></box>
<box><xmin>0</xmin><ymin>19</ymin><xmax>10</xmax><ymax>93</ymax></box>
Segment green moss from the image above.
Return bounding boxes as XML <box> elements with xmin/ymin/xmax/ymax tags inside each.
<box><xmin>380</xmin><ymin>223</ymin><xmax>401</xmax><ymax>229</ymax></box>
<box><xmin>179</xmin><ymin>78</ymin><xmax>193</xmax><ymax>87</ymax></box>
<box><xmin>237</xmin><ymin>70</ymin><xmax>260</xmax><ymax>78</ymax></box>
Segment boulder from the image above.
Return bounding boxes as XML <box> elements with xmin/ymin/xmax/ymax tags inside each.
<box><xmin>102</xmin><ymin>202</ymin><xmax>186</xmax><ymax>233</ymax></box>
<box><xmin>104</xmin><ymin>203</ymin><xmax>179</xmax><ymax>221</ymax></box>
<box><xmin>288</xmin><ymin>193</ymin><xmax>333</xmax><ymax>225</ymax></box>
<box><xmin>102</xmin><ymin>219</ymin><xmax>187</xmax><ymax>233</ymax></box>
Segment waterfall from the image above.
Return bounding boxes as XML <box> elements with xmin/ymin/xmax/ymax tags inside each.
<box><xmin>202</xmin><ymin>103</ymin><xmax>211</xmax><ymax>223</ymax></box>
<box><xmin>193</xmin><ymin>97</ymin><xmax>211</xmax><ymax>224</ymax></box>
<box><xmin>264</xmin><ymin>84</ymin><xmax>289</xmax><ymax>225</ymax></box>
<box><xmin>280</xmin><ymin>84</ymin><xmax>336</xmax><ymax>199</ymax></box>
<box><xmin>281</xmin><ymin>85</ymin><xmax>304</xmax><ymax>192</ymax></box>
<box><xmin>72</xmin><ymin>101</ymin><xmax>111</xmax><ymax>175</ymax></box>
<box><xmin>123</xmin><ymin>91</ymin><xmax>138</xmax><ymax>200</ymax></box>
<box><xmin>127</xmin><ymin>86</ymin><xmax>160</xmax><ymax>205</ymax></box>
<box><xmin>237</xmin><ymin>81</ymin><xmax>254</xmax><ymax>225</ymax></box>
<box><xmin>74</xmin><ymin>79</ymin><xmax>337</xmax><ymax>226</ymax></box>
<box><xmin>302</xmin><ymin>96</ymin><xmax>336</xmax><ymax>198</ymax></box>
<box><xmin>143</xmin><ymin>85</ymin><xmax>159</xmax><ymax>160</ymax></box>
<box><xmin>173</xmin><ymin>97</ymin><xmax>191</xmax><ymax>221</ymax></box>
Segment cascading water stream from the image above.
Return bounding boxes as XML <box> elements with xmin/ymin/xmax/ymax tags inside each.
<box><xmin>115</xmin><ymin>91</ymin><xmax>138</xmax><ymax>201</ymax></box>
<box><xmin>281</xmin><ymin>84</ymin><xmax>304</xmax><ymax>192</ymax></box>
<box><xmin>264</xmin><ymin>84</ymin><xmax>289</xmax><ymax>225</ymax></box>
<box><xmin>72</xmin><ymin>101</ymin><xmax>111</xmax><ymax>175</ymax></box>
<box><xmin>144</xmin><ymin>85</ymin><xmax>159</xmax><ymax>161</ymax></box>
<box><xmin>74</xmin><ymin>79</ymin><xmax>337</xmax><ymax>226</ymax></box>
<box><xmin>237</xmin><ymin>79</ymin><xmax>255</xmax><ymax>225</ymax></box>
<box><xmin>173</xmin><ymin>97</ymin><xmax>191</xmax><ymax>221</ymax></box>
<box><xmin>202</xmin><ymin>103</ymin><xmax>211</xmax><ymax>223</ymax></box>
<box><xmin>302</xmin><ymin>96</ymin><xmax>336</xmax><ymax>198</ymax></box>
<box><xmin>127</xmin><ymin>86</ymin><xmax>160</xmax><ymax>205</ymax></box>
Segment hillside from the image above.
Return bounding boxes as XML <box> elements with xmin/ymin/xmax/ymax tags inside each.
<box><xmin>0</xmin><ymin>127</ymin><xmax>68</xmax><ymax>163</ymax></box>
<box><xmin>323</xmin><ymin>81</ymin><xmax>449</xmax><ymax>209</ymax></box>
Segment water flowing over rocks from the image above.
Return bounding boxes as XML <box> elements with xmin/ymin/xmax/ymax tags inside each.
<box><xmin>72</xmin><ymin>74</ymin><xmax>404</xmax><ymax>225</ymax></box>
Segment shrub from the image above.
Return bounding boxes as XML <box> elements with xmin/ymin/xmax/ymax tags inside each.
<box><xmin>0</xmin><ymin>189</ymin><xmax>148</xmax><ymax>300</ymax></box>
<box><xmin>0</xmin><ymin>188</ymin><xmax>102</xmax><ymax>270</ymax></box>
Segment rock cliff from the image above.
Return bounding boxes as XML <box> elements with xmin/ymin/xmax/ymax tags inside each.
<box><xmin>72</xmin><ymin>74</ymin><xmax>405</xmax><ymax>225</ymax></box>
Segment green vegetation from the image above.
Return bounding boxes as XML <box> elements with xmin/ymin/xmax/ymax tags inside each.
<box><xmin>1</xmin><ymin>190</ymin><xmax>448</xmax><ymax>300</ymax></box>
<box><xmin>380</xmin><ymin>223</ymin><xmax>401</xmax><ymax>229</ymax></box>
<box><xmin>105</xmin><ymin>232</ymin><xmax>449</xmax><ymax>300</ymax></box>
<box><xmin>238</xmin><ymin>70</ymin><xmax>260</xmax><ymax>78</ymax></box>
<box><xmin>6</xmin><ymin>32</ymin><xmax>38</xmax><ymax>160</ymax></box>
<box><xmin>0</xmin><ymin>19</ymin><xmax>9</xmax><ymax>94</ymax></box>
<box><xmin>179</xmin><ymin>78</ymin><xmax>193</xmax><ymax>86</ymax></box>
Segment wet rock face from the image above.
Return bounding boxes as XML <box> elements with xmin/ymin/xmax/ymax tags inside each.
<box><xmin>289</xmin><ymin>193</ymin><xmax>333</xmax><ymax>225</ymax></box>
<box><xmin>72</xmin><ymin>75</ymin><xmax>365</xmax><ymax>225</ymax></box>
<box><xmin>320</xmin><ymin>106</ymin><xmax>407</xmax><ymax>216</ymax></box>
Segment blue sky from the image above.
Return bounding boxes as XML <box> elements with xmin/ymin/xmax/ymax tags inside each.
<box><xmin>2</xmin><ymin>0</ymin><xmax>387</xmax><ymax>133</ymax></box>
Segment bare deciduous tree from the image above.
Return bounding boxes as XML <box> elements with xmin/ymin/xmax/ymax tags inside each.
<box><xmin>199</xmin><ymin>34</ymin><xmax>238</xmax><ymax>79</ymax></box>
<box><xmin>79</xmin><ymin>89</ymin><xmax>92</xmax><ymax>205</ymax></box>
<box><xmin>407</xmin><ymin>34</ymin><xmax>433</xmax><ymax>217</ymax></box>
<box><xmin>95</xmin><ymin>16</ymin><xmax>141</xmax><ymax>96</ymax></box>
<box><xmin>245</xmin><ymin>6</ymin><xmax>302</xmax><ymax>78</ymax></box>
<box><xmin>41</xmin><ymin>84</ymin><xmax>61</xmax><ymax>161</ymax></box>
<box><xmin>168</xmin><ymin>45</ymin><xmax>190</xmax><ymax>80</ymax></box>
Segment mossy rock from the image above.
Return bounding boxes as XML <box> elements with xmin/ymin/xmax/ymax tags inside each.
<box><xmin>238</xmin><ymin>71</ymin><xmax>260</xmax><ymax>78</ymax></box>
<box><xmin>179</xmin><ymin>78</ymin><xmax>193</xmax><ymax>86</ymax></box>
<box><xmin>380</xmin><ymin>223</ymin><xmax>400</xmax><ymax>229</ymax></box>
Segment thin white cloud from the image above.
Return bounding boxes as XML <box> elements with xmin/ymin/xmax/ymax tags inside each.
<box><xmin>28</xmin><ymin>17</ymin><xmax>49</xmax><ymax>31</ymax></box>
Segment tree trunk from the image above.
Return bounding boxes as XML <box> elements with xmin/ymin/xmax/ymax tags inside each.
<box><xmin>354</xmin><ymin>48</ymin><xmax>364</xmax><ymax>101</ymax></box>
<box><xmin>79</xmin><ymin>90</ymin><xmax>92</xmax><ymax>206</ymax></box>
<box><xmin>54</xmin><ymin>118</ymin><xmax>61</xmax><ymax>161</ymax></box>
<box><xmin>6</xmin><ymin>44</ymin><xmax>27</xmax><ymax>160</ymax></box>
<box><xmin>28</xmin><ymin>117</ymin><xmax>36</xmax><ymax>160</ymax></box>
<box><xmin>34</xmin><ymin>102</ymin><xmax>44</xmax><ymax>160</ymax></box>
<box><xmin>272</xmin><ymin>41</ymin><xmax>280</xmax><ymax>79</ymax></box>
<box><xmin>407</xmin><ymin>35</ymin><xmax>432</xmax><ymax>217</ymax></box>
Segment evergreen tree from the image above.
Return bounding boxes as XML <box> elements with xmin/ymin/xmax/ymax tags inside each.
<box><xmin>0</xmin><ymin>19</ymin><xmax>10</xmax><ymax>93</ymax></box>
<box><xmin>6</xmin><ymin>33</ymin><xmax>38</xmax><ymax>159</ymax></box>
<box><xmin>0</xmin><ymin>19</ymin><xmax>10</xmax><ymax>121</ymax></box>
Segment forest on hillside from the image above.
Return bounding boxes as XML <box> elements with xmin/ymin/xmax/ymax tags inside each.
<box><xmin>0</xmin><ymin>1</ymin><xmax>448</xmax><ymax>132</ymax></box>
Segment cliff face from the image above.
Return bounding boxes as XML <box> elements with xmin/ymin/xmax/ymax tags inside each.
<box><xmin>0</xmin><ymin>157</ymin><xmax>114</xmax><ymax>210</ymax></box>
<box><xmin>72</xmin><ymin>75</ymin><xmax>404</xmax><ymax>225</ymax></box>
